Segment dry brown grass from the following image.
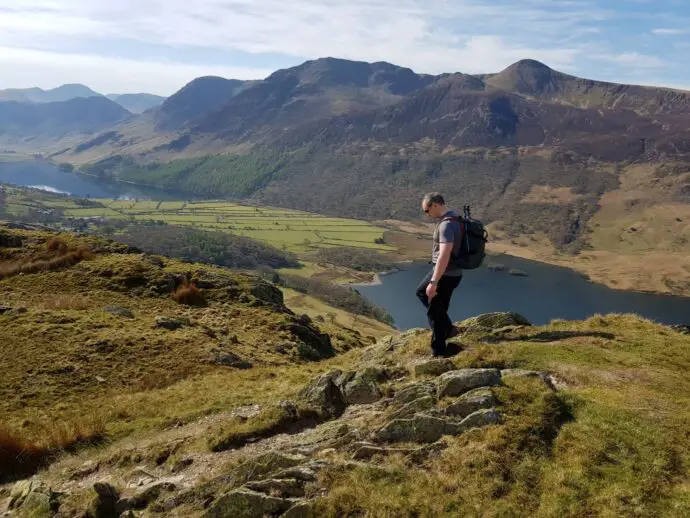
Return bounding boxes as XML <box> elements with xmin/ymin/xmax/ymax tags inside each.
<box><xmin>171</xmin><ymin>280</ymin><xmax>207</xmax><ymax>306</ymax></box>
<box><xmin>0</xmin><ymin>415</ymin><xmax>105</xmax><ymax>482</ymax></box>
<box><xmin>0</xmin><ymin>237</ymin><xmax>95</xmax><ymax>280</ymax></box>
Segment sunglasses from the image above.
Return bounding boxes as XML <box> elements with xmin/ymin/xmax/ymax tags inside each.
<box><xmin>424</xmin><ymin>204</ymin><xmax>433</xmax><ymax>214</ymax></box>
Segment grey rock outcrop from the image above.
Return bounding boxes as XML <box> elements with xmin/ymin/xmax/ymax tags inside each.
<box><xmin>336</xmin><ymin>367</ymin><xmax>385</xmax><ymax>405</ymax></box>
<box><xmin>392</xmin><ymin>382</ymin><xmax>436</xmax><ymax>406</ymax></box>
<box><xmin>298</xmin><ymin>371</ymin><xmax>346</xmax><ymax>417</ymax></box>
<box><xmin>457</xmin><ymin>312</ymin><xmax>532</xmax><ymax>332</ymax></box>
<box><xmin>203</xmin><ymin>488</ymin><xmax>298</xmax><ymax>518</ymax></box>
<box><xmin>436</xmin><ymin>369</ymin><xmax>501</xmax><ymax>398</ymax></box>
<box><xmin>443</xmin><ymin>389</ymin><xmax>497</xmax><ymax>418</ymax></box>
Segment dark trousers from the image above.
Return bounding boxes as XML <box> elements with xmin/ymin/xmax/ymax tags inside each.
<box><xmin>415</xmin><ymin>270</ymin><xmax>462</xmax><ymax>354</ymax></box>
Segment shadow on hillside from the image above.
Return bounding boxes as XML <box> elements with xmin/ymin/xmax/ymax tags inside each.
<box><xmin>502</xmin><ymin>330</ymin><xmax>616</xmax><ymax>343</ymax></box>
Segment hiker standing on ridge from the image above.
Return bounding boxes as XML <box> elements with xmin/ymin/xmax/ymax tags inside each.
<box><xmin>416</xmin><ymin>193</ymin><xmax>463</xmax><ymax>358</ymax></box>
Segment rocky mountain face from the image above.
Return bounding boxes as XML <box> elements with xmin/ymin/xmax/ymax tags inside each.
<box><xmin>153</xmin><ymin>77</ymin><xmax>253</xmax><ymax>130</ymax></box>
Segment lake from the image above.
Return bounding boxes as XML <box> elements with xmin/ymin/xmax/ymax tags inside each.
<box><xmin>356</xmin><ymin>255</ymin><xmax>690</xmax><ymax>329</ymax></box>
<box><xmin>0</xmin><ymin>160</ymin><xmax>183</xmax><ymax>200</ymax></box>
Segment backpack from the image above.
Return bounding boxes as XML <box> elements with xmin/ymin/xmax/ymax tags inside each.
<box><xmin>444</xmin><ymin>206</ymin><xmax>488</xmax><ymax>270</ymax></box>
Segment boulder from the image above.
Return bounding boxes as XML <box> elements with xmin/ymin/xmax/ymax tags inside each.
<box><xmin>203</xmin><ymin>488</ymin><xmax>296</xmax><ymax>518</ymax></box>
<box><xmin>245</xmin><ymin>478</ymin><xmax>305</xmax><ymax>498</ymax></box>
<box><xmin>234</xmin><ymin>452</ymin><xmax>307</xmax><ymax>484</ymax></box>
<box><xmin>375</xmin><ymin>414</ymin><xmax>459</xmax><ymax>443</ymax></box>
<box><xmin>7</xmin><ymin>480</ymin><xmax>59</xmax><ymax>514</ymax></box>
<box><xmin>436</xmin><ymin>369</ymin><xmax>501</xmax><ymax>398</ymax></box>
<box><xmin>457</xmin><ymin>408</ymin><xmax>501</xmax><ymax>431</ymax></box>
<box><xmin>272</xmin><ymin>466</ymin><xmax>318</xmax><ymax>482</ymax></box>
<box><xmin>155</xmin><ymin>316</ymin><xmax>191</xmax><ymax>330</ymax></box>
<box><xmin>8</xmin><ymin>480</ymin><xmax>34</xmax><ymax>509</ymax></box>
<box><xmin>298</xmin><ymin>371</ymin><xmax>346</xmax><ymax>417</ymax></box>
<box><xmin>411</xmin><ymin>358</ymin><xmax>456</xmax><ymax>376</ymax></box>
<box><xmin>444</xmin><ymin>389</ymin><xmax>496</xmax><ymax>418</ymax></box>
<box><xmin>19</xmin><ymin>490</ymin><xmax>56</xmax><ymax>515</ymax></box>
<box><xmin>389</xmin><ymin>396</ymin><xmax>436</xmax><ymax>421</ymax></box>
<box><xmin>284</xmin><ymin>322</ymin><xmax>334</xmax><ymax>359</ymax></box>
<box><xmin>338</xmin><ymin>367</ymin><xmax>384</xmax><ymax>405</ymax></box>
<box><xmin>250</xmin><ymin>280</ymin><xmax>284</xmax><ymax>306</ymax></box>
<box><xmin>457</xmin><ymin>312</ymin><xmax>532</xmax><ymax>332</ymax></box>
<box><xmin>103</xmin><ymin>306</ymin><xmax>134</xmax><ymax>318</ymax></box>
<box><xmin>392</xmin><ymin>382</ymin><xmax>436</xmax><ymax>406</ymax></box>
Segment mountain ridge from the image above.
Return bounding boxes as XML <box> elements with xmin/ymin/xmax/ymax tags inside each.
<box><xmin>6</xmin><ymin>58</ymin><xmax>690</xmax><ymax>287</ymax></box>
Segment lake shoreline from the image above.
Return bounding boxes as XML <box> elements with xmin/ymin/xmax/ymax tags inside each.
<box><xmin>355</xmin><ymin>257</ymin><xmax>690</xmax><ymax>330</ymax></box>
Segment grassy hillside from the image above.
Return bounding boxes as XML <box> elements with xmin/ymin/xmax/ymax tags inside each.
<box><xmin>0</xmin><ymin>227</ymin><xmax>381</xmax><ymax>455</ymax></box>
<box><xmin>1</xmin><ymin>254</ymin><xmax>688</xmax><ymax>517</ymax></box>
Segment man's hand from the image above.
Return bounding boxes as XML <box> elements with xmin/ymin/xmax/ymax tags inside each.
<box><xmin>426</xmin><ymin>282</ymin><xmax>438</xmax><ymax>301</ymax></box>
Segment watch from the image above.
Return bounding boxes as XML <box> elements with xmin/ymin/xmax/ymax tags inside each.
<box><xmin>430</xmin><ymin>280</ymin><xmax>439</xmax><ymax>286</ymax></box>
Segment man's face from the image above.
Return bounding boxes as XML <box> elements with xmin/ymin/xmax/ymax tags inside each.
<box><xmin>422</xmin><ymin>200</ymin><xmax>442</xmax><ymax>219</ymax></box>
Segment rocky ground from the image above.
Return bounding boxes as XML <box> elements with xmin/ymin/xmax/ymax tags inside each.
<box><xmin>2</xmin><ymin>313</ymin><xmax>567</xmax><ymax>518</ymax></box>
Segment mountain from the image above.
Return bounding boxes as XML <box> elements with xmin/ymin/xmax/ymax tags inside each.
<box><xmin>0</xmin><ymin>97</ymin><xmax>131</xmax><ymax>138</ymax></box>
<box><xmin>106</xmin><ymin>93</ymin><xmax>166</xmax><ymax>114</ymax></box>
<box><xmin>485</xmin><ymin>59</ymin><xmax>690</xmax><ymax>116</ymax></box>
<box><xmin>0</xmin><ymin>84</ymin><xmax>102</xmax><ymax>104</ymax></box>
<box><xmin>193</xmin><ymin>57</ymin><xmax>440</xmax><ymax>138</ymax></box>
<box><xmin>31</xmin><ymin>59</ymin><xmax>690</xmax><ymax>294</ymax></box>
<box><xmin>154</xmin><ymin>76</ymin><xmax>252</xmax><ymax>130</ymax></box>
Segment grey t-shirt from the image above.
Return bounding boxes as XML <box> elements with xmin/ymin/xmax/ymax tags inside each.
<box><xmin>432</xmin><ymin>210</ymin><xmax>463</xmax><ymax>276</ymax></box>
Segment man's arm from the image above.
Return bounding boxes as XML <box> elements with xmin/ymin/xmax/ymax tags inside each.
<box><xmin>432</xmin><ymin>242</ymin><xmax>453</xmax><ymax>283</ymax></box>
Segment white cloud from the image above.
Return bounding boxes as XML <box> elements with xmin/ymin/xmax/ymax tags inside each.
<box><xmin>0</xmin><ymin>47</ymin><xmax>273</xmax><ymax>95</ymax></box>
<box><xmin>652</xmin><ymin>28</ymin><xmax>684</xmax><ymax>35</ymax></box>
<box><xmin>0</xmin><ymin>0</ymin><xmax>592</xmax><ymax>91</ymax></box>
<box><xmin>0</xmin><ymin>0</ymin><xmax>683</xmax><ymax>92</ymax></box>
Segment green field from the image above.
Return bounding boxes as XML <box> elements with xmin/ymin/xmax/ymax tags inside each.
<box><xmin>82</xmin><ymin>199</ymin><xmax>395</xmax><ymax>253</ymax></box>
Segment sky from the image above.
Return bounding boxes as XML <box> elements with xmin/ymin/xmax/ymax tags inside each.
<box><xmin>0</xmin><ymin>0</ymin><xmax>689</xmax><ymax>96</ymax></box>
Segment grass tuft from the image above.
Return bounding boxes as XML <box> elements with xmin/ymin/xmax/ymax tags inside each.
<box><xmin>171</xmin><ymin>280</ymin><xmax>207</xmax><ymax>306</ymax></box>
<box><xmin>0</xmin><ymin>414</ymin><xmax>106</xmax><ymax>482</ymax></box>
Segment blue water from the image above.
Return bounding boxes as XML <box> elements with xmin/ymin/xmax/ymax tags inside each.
<box><xmin>357</xmin><ymin>256</ymin><xmax>690</xmax><ymax>329</ymax></box>
<box><xmin>0</xmin><ymin>161</ymin><xmax>184</xmax><ymax>200</ymax></box>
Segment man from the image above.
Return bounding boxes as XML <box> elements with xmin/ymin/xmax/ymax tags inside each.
<box><xmin>416</xmin><ymin>193</ymin><xmax>463</xmax><ymax>357</ymax></box>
